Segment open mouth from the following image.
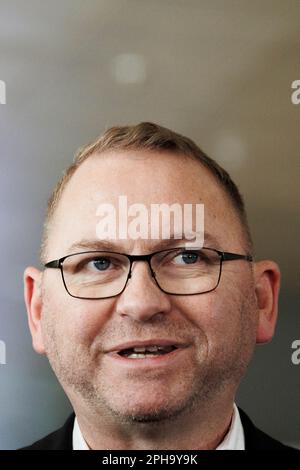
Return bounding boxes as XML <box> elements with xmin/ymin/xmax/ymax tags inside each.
<box><xmin>117</xmin><ymin>345</ymin><xmax>178</xmax><ymax>359</ymax></box>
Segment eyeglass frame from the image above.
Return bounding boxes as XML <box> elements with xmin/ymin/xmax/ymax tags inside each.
<box><xmin>44</xmin><ymin>247</ymin><xmax>253</xmax><ymax>300</ymax></box>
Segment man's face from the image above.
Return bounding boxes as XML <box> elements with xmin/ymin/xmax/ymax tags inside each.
<box><xmin>39</xmin><ymin>150</ymin><xmax>257</xmax><ymax>423</ymax></box>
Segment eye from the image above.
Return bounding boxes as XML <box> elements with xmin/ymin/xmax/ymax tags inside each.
<box><xmin>173</xmin><ymin>251</ymin><xmax>201</xmax><ymax>265</ymax></box>
<box><xmin>88</xmin><ymin>257</ymin><xmax>112</xmax><ymax>271</ymax></box>
<box><xmin>64</xmin><ymin>252</ymin><xmax>128</xmax><ymax>277</ymax></box>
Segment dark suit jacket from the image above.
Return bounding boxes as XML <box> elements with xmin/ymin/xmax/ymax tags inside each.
<box><xmin>20</xmin><ymin>408</ymin><xmax>297</xmax><ymax>450</ymax></box>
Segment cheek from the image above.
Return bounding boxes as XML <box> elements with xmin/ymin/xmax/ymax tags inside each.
<box><xmin>42</xmin><ymin>279</ymin><xmax>115</xmax><ymax>347</ymax></box>
<box><xmin>175</xmin><ymin>290</ymin><xmax>232</xmax><ymax>332</ymax></box>
<box><xmin>207</xmin><ymin>281</ymin><xmax>257</xmax><ymax>359</ymax></box>
<box><xmin>176</xmin><ymin>284</ymin><xmax>249</xmax><ymax>350</ymax></box>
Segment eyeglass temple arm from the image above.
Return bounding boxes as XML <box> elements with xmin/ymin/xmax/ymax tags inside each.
<box><xmin>44</xmin><ymin>260</ymin><xmax>60</xmax><ymax>268</ymax></box>
<box><xmin>222</xmin><ymin>252</ymin><xmax>253</xmax><ymax>262</ymax></box>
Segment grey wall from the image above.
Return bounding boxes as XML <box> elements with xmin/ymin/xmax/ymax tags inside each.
<box><xmin>0</xmin><ymin>0</ymin><xmax>299</xmax><ymax>449</ymax></box>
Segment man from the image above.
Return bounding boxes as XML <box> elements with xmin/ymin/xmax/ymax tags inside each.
<box><xmin>22</xmin><ymin>122</ymin><xmax>293</xmax><ymax>450</ymax></box>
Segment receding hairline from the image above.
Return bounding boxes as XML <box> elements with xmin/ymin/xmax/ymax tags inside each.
<box><xmin>40</xmin><ymin>122</ymin><xmax>253</xmax><ymax>263</ymax></box>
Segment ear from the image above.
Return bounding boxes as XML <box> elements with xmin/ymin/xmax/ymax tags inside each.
<box><xmin>254</xmin><ymin>260</ymin><xmax>281</xmax><ymax>344</ymax></box>
<box><xmin>24</xmin><ymin>266</ymin><xmax>46</xmax><ymax>354</ymax></box>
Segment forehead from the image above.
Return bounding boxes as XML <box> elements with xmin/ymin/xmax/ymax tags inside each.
<box><xmin>47</xmin><ymin>150</ymin><xmax>243</xmax><ymax>257</ymax></box>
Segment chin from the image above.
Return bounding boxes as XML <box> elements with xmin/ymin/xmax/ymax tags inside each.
<box><xmin>106</xmin><ymin>395</ymin><xmax>190</xmax><ymax>424</ymax></box>
<box><xmin>116</xmin><ymin>407</ymin><xmax>182</xmax><ymax>424</ymax></box>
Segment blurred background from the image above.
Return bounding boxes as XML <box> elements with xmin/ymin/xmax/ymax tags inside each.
<box><xmin>0</xmin><ymin>0</ymin><xmax>299</xmax><ymax>449</ymax></box>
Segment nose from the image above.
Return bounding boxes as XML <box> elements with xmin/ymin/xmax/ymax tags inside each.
<box><xmin>115</xmin><ymin>261</ymin><xmax>172</xmax><ymax>322</ymax></box>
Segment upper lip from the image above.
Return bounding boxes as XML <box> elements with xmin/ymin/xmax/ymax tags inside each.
<box><xmin>105</xmin><ymin>339</ymin><xmax>189</xmax><ymax>354</ymax></box>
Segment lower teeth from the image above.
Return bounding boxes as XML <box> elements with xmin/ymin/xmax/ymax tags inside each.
<box><xmin>126</xmin><ymin>353</ymin><xmax>165</xmax><ymax>359</ymax></box>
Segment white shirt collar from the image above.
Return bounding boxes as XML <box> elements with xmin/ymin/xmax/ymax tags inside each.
<box><xmin>73</xmin><ymin>416</ymin><xmax>89</xmax><ymax>450</ymax></box>
<box><xmin>215</xmin><ymin>403</ymin><xmax>245</xmax><ymax>450</ymax></box>
<box><xmin>73</xmin><ymin>403</ymin><xmax>245</xmax><ymax>450</ymax></box>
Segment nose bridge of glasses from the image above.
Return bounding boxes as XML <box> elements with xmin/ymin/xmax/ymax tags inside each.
<box><xmin>127</xmin><ymin>253</ymin><xmax>156</xmax><ymax>280</ymax></box>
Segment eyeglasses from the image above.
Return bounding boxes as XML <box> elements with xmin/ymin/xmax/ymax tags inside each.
<box><xmin>44</xmin><ymin>247</ymin><xmax>253</xmax><ymax>300</ymax></box>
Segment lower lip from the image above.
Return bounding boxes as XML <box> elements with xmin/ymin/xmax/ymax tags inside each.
<box><xmin>105</xmin><ymin>347</ymin><xmax>189</xmax><ymax>368</ymax></box>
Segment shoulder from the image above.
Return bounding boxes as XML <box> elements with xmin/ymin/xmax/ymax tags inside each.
<box><xmin>238</xmin><ymin>408</ymin><xmax>298</xmax><ymax>451</ymax></box>
<box><xmin>19</xmin><ymin>413</ymin><xmax>75</xmax><ymax>450</ymax></box>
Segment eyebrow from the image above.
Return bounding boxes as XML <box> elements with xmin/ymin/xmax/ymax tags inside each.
<box><xmin>67</xmin><ymin>232</ymin><xmax>221</xmax><ymax>254</ymax></box>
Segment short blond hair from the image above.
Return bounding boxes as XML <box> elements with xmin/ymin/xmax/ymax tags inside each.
<box><xmin>40</xmin><ymin>122</ymin><xmax>253</xmax><ymax>262</ymax></box>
